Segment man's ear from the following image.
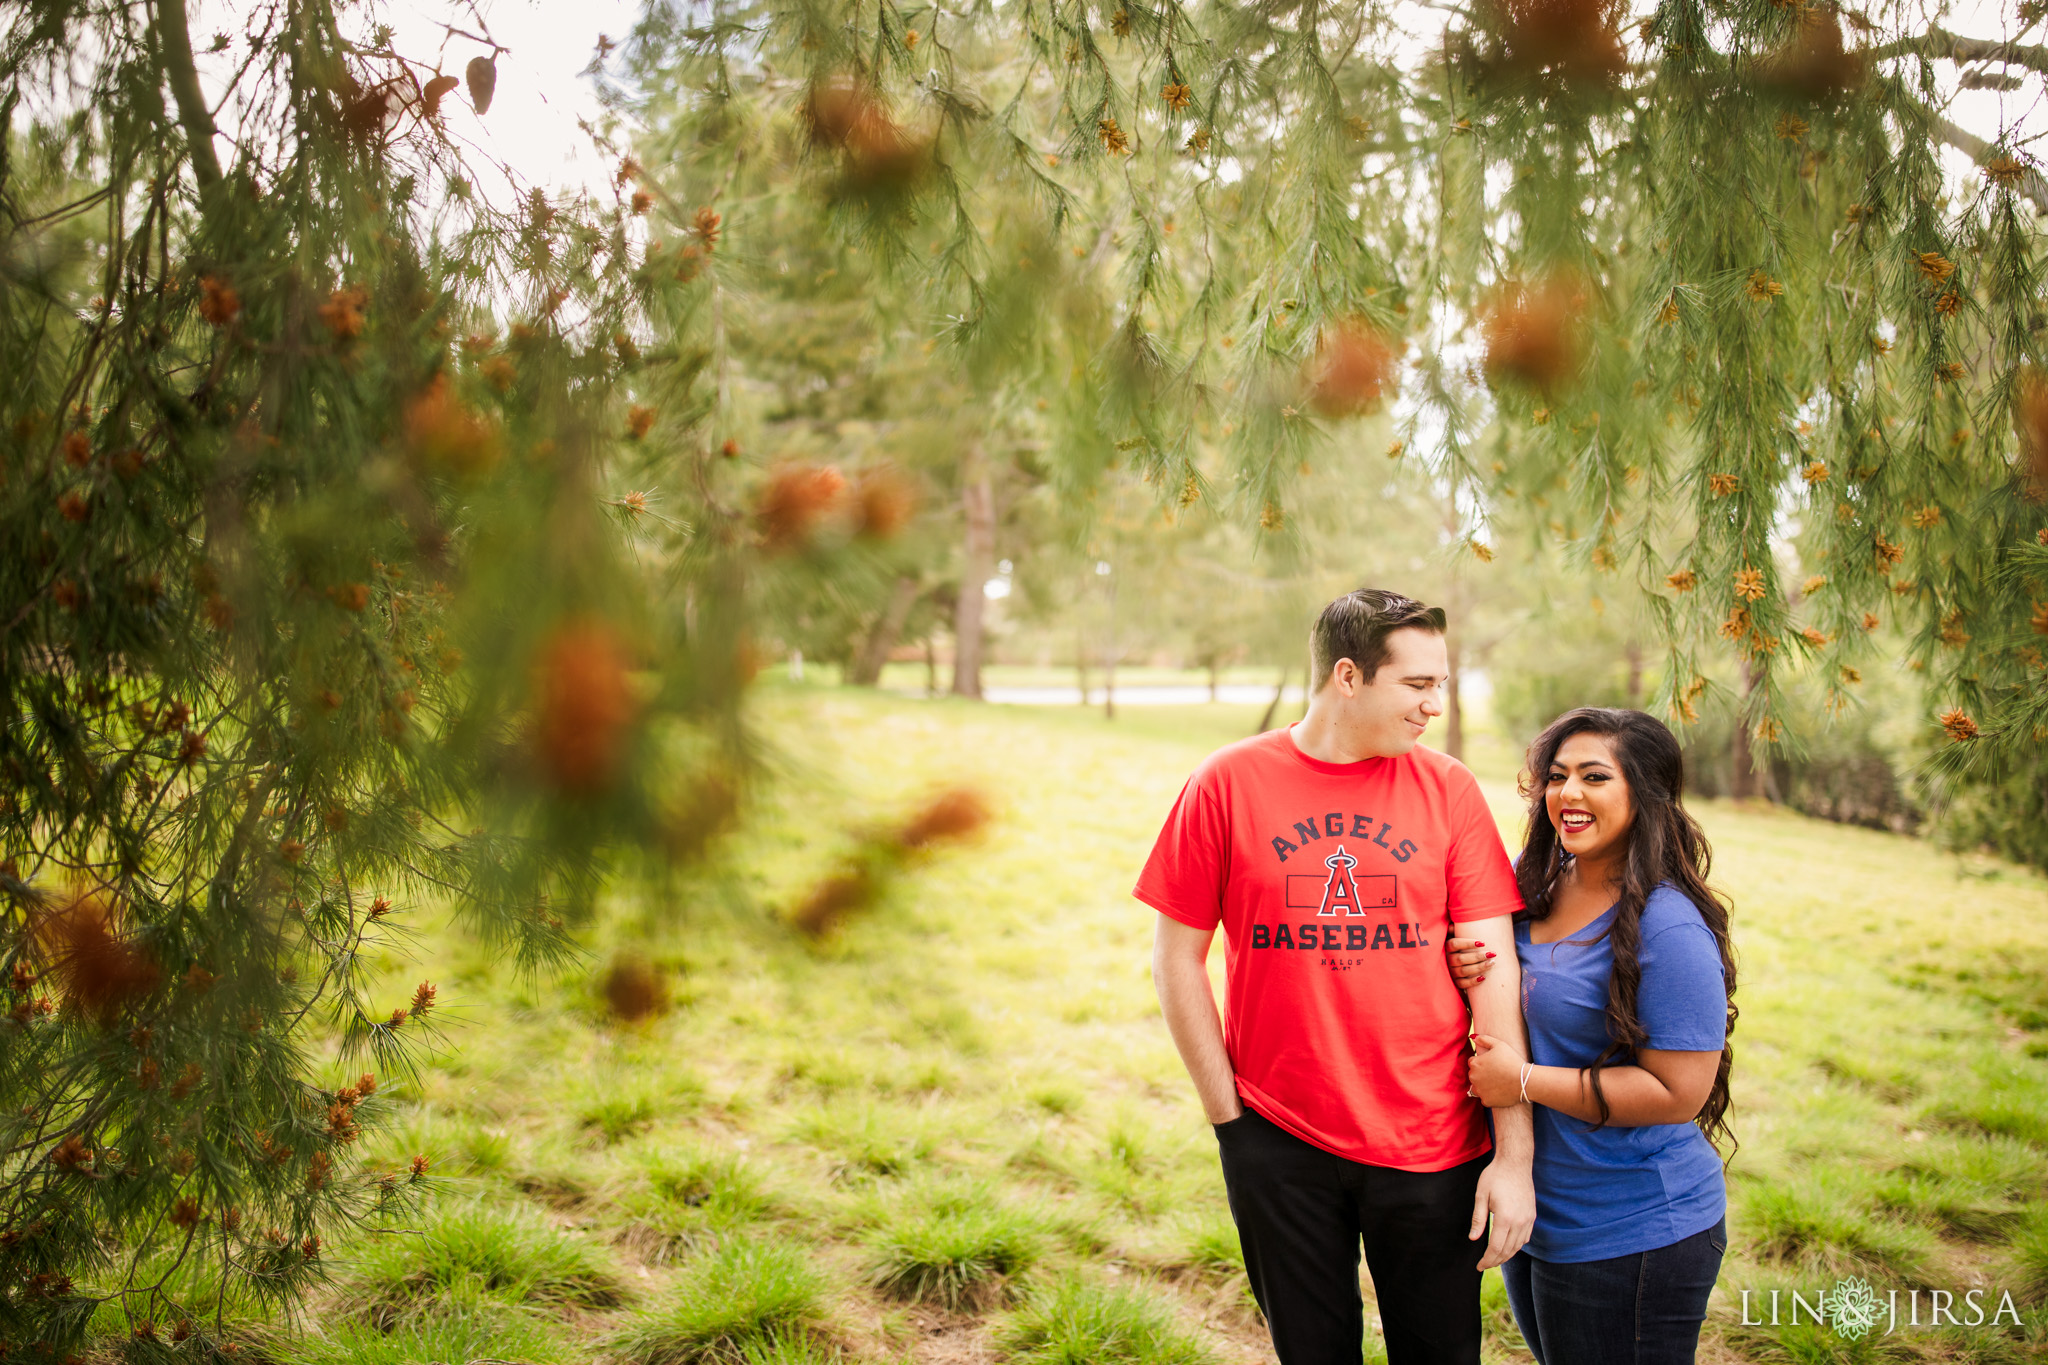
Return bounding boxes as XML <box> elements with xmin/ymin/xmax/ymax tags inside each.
<box><xmin>1330</xmin><ymin>658</ymin><xmax>1360</xmax><ymax>697</ymax></box>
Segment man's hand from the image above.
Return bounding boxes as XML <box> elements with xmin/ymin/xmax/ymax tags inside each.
<box><xmin>1467</xmin><ymin>1155</ymin><xmax>1536</xmax><ymax>1271</ymax></box>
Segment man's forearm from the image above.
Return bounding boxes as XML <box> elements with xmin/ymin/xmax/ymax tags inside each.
<box><xmin>1461</xmin><ymin>924</ymin><xmax>1533</xmax><ymax>1163</ymax></box>
<box><xmin>1152</xmin><ymin>917</ymin><xmax>1241</xmax><ymax>1123</ymax></box>
<box><xmin>1489</xmin><ymin>1086</ymin><xmax>1534</xmax><ymax>1160</ymax></box>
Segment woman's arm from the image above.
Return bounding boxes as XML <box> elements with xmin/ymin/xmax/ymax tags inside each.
<box><xmin>1470</xmin><ymin>1037</ymin><xmax>1721</xmax><ymax>1126</ymax></box>
<box><xmin>1471</xmin><ymin>898</ymin><xmax>1728</xmax><ymax>1127</ymax></box>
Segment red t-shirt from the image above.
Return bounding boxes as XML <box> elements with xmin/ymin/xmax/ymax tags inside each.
<box><xmin>1135</xmin><ymin>726</ymin><xmax>1523</xmax><ymax>1170</ymax></box>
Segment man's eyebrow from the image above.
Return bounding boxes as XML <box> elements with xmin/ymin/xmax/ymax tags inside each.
<box><xmin>1396</xmin><ymin>673</ymin><xmax>1447</xmax><ymax>683</ymax></box>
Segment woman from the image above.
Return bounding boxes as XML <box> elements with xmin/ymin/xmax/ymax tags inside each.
<box><xmin>1447</xmin><ymin>707</ymin><xmax>1736</xmax><ymax>1365</ymax></box>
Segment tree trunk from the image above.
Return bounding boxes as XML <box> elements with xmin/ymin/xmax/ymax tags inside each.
<box><xmin>1207</xmin><ymin>659</ymin><xmax>1219</xmax><ymax>703</ymax></box>
<box><xmin>950</xmin><ymin>450</ymin><xmax>995</xmax><ymax>700</ymax></box>
<box><xmin>924</xmin><ymin>636</ymin><xmax>937</xmax><ymax>696</ymax></box>
<box><xmin>1102</xmin><ymin>567</ymin><xmax>1117</xmax><ymax>720</ymax></box>
<box><xmin>1075</xmin><ymin>620</ymin><xmax>1091</xmax><ymax>707</ymax></box>
<box><xmin>1256</xmin><ymin>666</ymin><xmax>1289</xmax><ymax>734</ymax></box>
<box><xmin>1624</xmin><ymin>639</ymin><xmax>1644</xmax><ymax>709</ymax></box>
<box><xmin>1443</xmin><ymin>625</ymin><xmax>1465</xmax><ymax>762</ymax></box>
<box><xmin>155</xmin><ymin>0</ymin><xmax>224</xmax><ymax>190</ymax></box>
<box><xmin>850</xmin><ymin>575</ymin><xmax>918</xmax><ymax>686</ymax></box>
<box><xmin>1730</xmin><ymin>660</ymin><xmax>1763</xmax><ymax>801</ymax></box>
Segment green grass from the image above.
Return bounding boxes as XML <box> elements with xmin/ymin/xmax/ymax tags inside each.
<box><xmin>277</xmin><ymin>1289</ymin><xmax>574</xmax><ymax>1364</ymax></box>
<box><xmin>1923</xmin><ymin>1077</ymin><xmax>2048</xmax><ymax>1149</ymax></box>
<box><xmin>607</xmin><ymin>1238</ymin><xmax>829</xmax><ymax>1363</ymax></box>
<box><xmin>573</xmin><ymin>1068</ymin><xmax>708</xmax><ymax>1144</ymax></box>
<box><xmin>127</xmin><ymin>685</ymin><xmax>2048</xmax><ymax>1364</ymax></box>
<box><xmin>611</xmin><ymin>1142</ymin><xmax>786</xmax><ymax>1261</ymax></box>
<box><xmin>1025</xmin><ymin>1079</ymin><xmax>1086</xmax><ymax>1116</ymax></box>
<box><xmin>998</xmin><ymin>1278</ymin><xmax>1216</xmax><ymax>1365</ymax></box>
<box><xmin>1739</xmin><ymin>1172</ymin><xmax>1941</xmax><ymax>1281</ymax></box>
<box><xmin>341</xmin><ymin>1200</ymin><xmax>625</xmax><ymax>1320</ymax></box>
<box><xmin>785</xmin><ymin>1101</ymin><xmax>935</xmax><ymax>1180</ymax></box>
<box><xmin>1869</xmin><ymin>1136</ymin><xmax>2043</xmax><ymax>1243</ymax></box>
<box><xmin>2011</xmin><ymin>1206</ymin><xmax>2048</xmax><ymax>1306</ymax></box>
<box><xmin>359</xmin><ymin>1105</ymin><xmax>513</xmax><ymax>1177</ymax></box>
<box><xmin>1479</xmin><ymin>1269</ymin><xmax>1525</xmax><ymax>1357</ymax></box>
<box><xmin>1722</xmin><ymin>1319</ymin><xmax>1921</xmax><ymax>1365</ymax></box>
<box><xmin>864</xmin><ymin>1191</ymin><xmax>1047</xmax><ymax>1307</ymax></box>
<box><xmin>1177</xmin><ymin>1210</ymin><xmax>1246</xmax><ymax>1277</ymax></box>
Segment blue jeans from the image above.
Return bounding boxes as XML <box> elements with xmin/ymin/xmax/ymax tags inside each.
<box><xmin>1501</xmin><ymin>1219</ymin><xmax>1725</xmax><ymax>1365</ymax></box>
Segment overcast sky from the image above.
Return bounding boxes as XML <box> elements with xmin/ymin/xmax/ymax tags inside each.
<box><xmin>369</xmin><ymin>0</ymin><xmax>644</xmax><ymax>202</ymax></box>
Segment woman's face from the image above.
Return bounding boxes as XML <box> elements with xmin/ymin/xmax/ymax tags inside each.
<box><xmin>1545</xmin><ymin>731</ymin><xmax>1635</xmax><ymax>866</ymax></box>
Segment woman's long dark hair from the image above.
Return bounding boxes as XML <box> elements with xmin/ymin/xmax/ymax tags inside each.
<box><xmin>1516</xmin><ymin>707</ymin><xmax>1738</xmax><ymax>1154</ymax></box>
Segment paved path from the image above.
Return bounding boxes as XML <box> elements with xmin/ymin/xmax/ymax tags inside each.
<box><xmin>882</xmin><ymin>672</ymin><xmax>1493</xmax><ymax>707</ymax></box>
<box><xmin>887</xmin><ymin>684</ymin><xmax>1309</xmax><ymax>706</ymax></box>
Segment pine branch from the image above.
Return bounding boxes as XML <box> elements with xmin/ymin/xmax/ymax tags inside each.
<box><xmin>1932</xmin><ymin>112</ymin><xmax>2048</xmax><ymax>215</ymax></box>
<box><xmin>153</xmin><ymin>0</ymin><xmax>224</xmax><ymax>191</ymax></box>
<box><xmin>1869</xmin><ymin>24</ymin><xmax>2048</xmax><ymax>77</ymax></box>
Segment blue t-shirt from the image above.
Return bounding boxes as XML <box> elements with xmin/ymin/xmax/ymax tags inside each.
<box><xmin>1516</xmin><ymin>882</ymin><xmax>1727</xmax><ymax>1263</ymax></box>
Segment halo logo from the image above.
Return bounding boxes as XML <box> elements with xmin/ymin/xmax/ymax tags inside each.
<box><xmin>1316</xmin><ymin>846</ymin><xmax>1363</xmax><ymax>917</ymax></box>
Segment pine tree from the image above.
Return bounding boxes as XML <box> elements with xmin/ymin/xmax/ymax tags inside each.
<box><xmin>0</xmin><ymin>0</ymin><xmax>836</xmax><ymax>1349</ymax></box>
<box><xmin>5</xmin><ymin>0</ymin><xmax>2040</xmax><ymax>1345</ymax></box>
<box><xmin>622</xmin><ymin>0</ymin><xmax>2045</xmax><ymax>856</ymax></box>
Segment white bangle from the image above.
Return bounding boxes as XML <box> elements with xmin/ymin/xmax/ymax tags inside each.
<box><xmin>1518</xmin><ymin>1061</ymin><xmax>1535</xmax><ymax>1105</ymax></box>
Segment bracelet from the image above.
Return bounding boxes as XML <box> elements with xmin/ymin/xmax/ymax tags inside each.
<box><xmin>1518</xmin><ymin>1061</ymin><xmax>1535</xmax><ymax>1105</ymax></box>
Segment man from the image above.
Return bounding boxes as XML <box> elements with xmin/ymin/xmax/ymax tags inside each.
<box><xmin>1137</xmin><ymin>588</ymin><xmax>1534</xmax><ymax>1365</ymax></box>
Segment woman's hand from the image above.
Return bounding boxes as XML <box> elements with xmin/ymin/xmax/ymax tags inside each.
<box><xmin>1467</xmin><ymin>1033</ymin><xmax>1528</xmax><ymax>1107</ymax></box>
<box><xmin>1445</xmin><ymin>936</ymin><xmax>1495</xmax><ymax>991</ymax></box>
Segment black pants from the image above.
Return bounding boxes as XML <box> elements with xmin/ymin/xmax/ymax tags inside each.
<box><xmin>1215</xmin><ymin>1107</ymin><xmax>1487</xmax><ymax>1365</ymax></box>
<box><xmin>1500</xmin><ymin>1220</ymin><xmax>1726</xmax><ymax>1365</ymax></box>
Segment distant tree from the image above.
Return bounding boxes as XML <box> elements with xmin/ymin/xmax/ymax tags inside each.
<box><xmin>622</xmin><ymin>0</ymin><xmax>2046</xmax><ymax>857</ymax></box>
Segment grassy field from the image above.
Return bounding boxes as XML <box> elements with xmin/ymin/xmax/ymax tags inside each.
<box><xmin>153</xmin><ymin>685</ymin><xmax>2048</xmax><ymax>1365</ymax></box>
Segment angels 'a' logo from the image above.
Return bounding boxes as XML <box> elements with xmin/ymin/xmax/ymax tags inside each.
<box><xmin>1285</xmin><ymin>848</ymin><xmax>1399</xmax><ymax>917</ymax></box>
<box><xmin>1314</xmin><ymin>845</ymin><xmax>1364</xmax><ymax>917</ymax></box>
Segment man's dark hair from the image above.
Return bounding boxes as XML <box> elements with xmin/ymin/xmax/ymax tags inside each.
<box><xmin>1309</xmin><ymin>589</ymin><xmax>1447</xmax><ymax>691</ymax></box>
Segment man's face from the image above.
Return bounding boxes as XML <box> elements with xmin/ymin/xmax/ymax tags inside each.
<box><xmin>1327</xmin><ymin>628</ymin><xmax>1449</xmax><ymax>757</ymax></box>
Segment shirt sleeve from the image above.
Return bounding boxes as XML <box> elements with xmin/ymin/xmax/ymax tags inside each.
<box><xmin>1638</xmin><ymin>890</ymin><xmax>1729</xmax><ymax>1052</ymax></box>
<box><xmin>1132</xmin><ymin>769</ymin><xmax>1228</xmax><ymax>930</ymax></box>
<box><xmin>1444</xmin><ymin>766</ymin><xmax>1524</xmax><ymax>924</ymax></box>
